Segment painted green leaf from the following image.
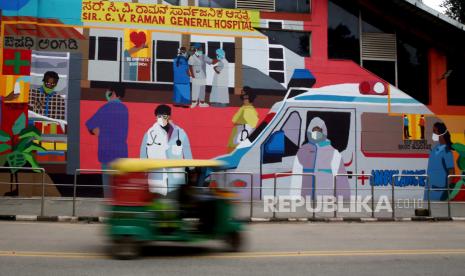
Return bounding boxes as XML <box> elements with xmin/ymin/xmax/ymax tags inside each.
<box><xmin>19</xmin><ymin>126</ymin><xmax>42</xmax><ymax>141</ymax></box>
<box><xmin>24</xmin><ymin>143</ymin><xmax>46</xmax><ymax>153</ymax></box>
<box><xmin>452</xmin><ymin>143</ymin><xmax>465</xmax><ymax>154</ymax></box>
<box><xmin>6</xmin><ymin>152</ymin><xmax>26</xmax><ymax>173</ymax></box>
<box><xmin>12</xmin><ymin>113</ymin><xmax>26</xmax><ymax>136</ymax></box>
<box><xmin>14</xmin><ymin>137</ymin><xmax>33</xmax><ymax>152</ymax></box>
<box><xmin>0</xmin><ymin>130</ymin><xmax>11</xmax><ymax>142</ymax></box>
<box><xmin>0</xmin><ymin>144</ymin><xmax>12</xmax><ymax>153</ymax></box>
<box><xmin>23</xmin><ymin>153</ymin><xmax>42</xmax><ymax>172</ymax></box>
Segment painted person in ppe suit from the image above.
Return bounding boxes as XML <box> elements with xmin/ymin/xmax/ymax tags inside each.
<box><xmin>290</xmin><ymin>117</ymin><xmax>350</xmax><ymax>199</ymax></box>
<box><xmin>140</xmin><ymin>104</ymin><xmax>193</xmax><ymax>196</ymax></box>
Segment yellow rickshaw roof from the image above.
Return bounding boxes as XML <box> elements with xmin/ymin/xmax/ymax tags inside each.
<box><xmin>110</xmin><ymin>158</ymin><xmax>225</xmax><ymax>173</ymax></box>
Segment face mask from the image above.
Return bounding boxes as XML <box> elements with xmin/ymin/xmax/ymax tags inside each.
<box><xmin>196</xmin><ymin>51</ymin><xmax>203</xmax><ymax>56</ymax></box>
<box><xmin>157</xmin><ymin>117</ymin><xmax>168</xmax><ymax>127</ymax></box>
<box><xmin>105</xmin><ymin>90</ymin><xmax>112</xmax><ymax>101</ymax></box>
<box><xmin>310</xmin><ymin>131</ymin><xmax>324</xmax><ymax>141</ymax></box>
<box><xmin>217</xmin><ymin>55</ymin><xmax>224</xmax><ymax>60</ymax></box>
<box><xmin>432</xmin><ymin>130</ymin><xmax>447</xmax><ymax>142</ymax></box>
<box><xmin>42</xmin><ymin>85</ymin><xmax>54</xmax><ymax>94</ymax></box>
<box><xmin>181</xmin><ymin>53</ymin><xmax>187</xmax><ymax>57</ymax></box>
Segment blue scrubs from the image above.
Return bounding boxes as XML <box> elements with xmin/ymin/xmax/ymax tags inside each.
<box><xmin>173</xmin><ymin>56</ymin><xmax>190</xmax><ymax>105</ymax></box>
<box><xmin>425</xmin><ymin>144</ymin><xmax>455</xmax><ymax>201</ymax></box>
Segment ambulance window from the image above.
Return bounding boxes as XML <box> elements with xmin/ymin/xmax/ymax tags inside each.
<box><xmin>306</xmin><ymin>111</ymin><xmax>351</xmax><ymax>152</ymax></box>
<box><xmin>361</xmin><ymin>113</ymin><xmax>433</xmax><ymax>155</ymax></box>
<box><xmin>263</xmin><ymin>111</ymin><xmax>301</xmax><ymax>164</ymax></box>
<box><xmin>282</xmin><ymin>111</ymin><xmax>301</xmax><ymax>149</ymax></box>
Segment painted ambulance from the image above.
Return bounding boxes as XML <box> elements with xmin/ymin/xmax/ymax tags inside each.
<box><xmin>212</xmin><ymin>78</ymin><xmax>439</xmax><ymax>201</ymax></box>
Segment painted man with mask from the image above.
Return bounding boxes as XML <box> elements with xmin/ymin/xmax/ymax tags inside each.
<box><xmin>140</xmin><ymin>104</ymin><xmax>192</xmax><ymax>196</ymax></box>
<box><xmin>188</xmin><ymin>44</ymin><xmax>213</xmax><ymax>108</ymax></box>
<box><xmin>28</xmin><ymin>71</ymin><xmax>66</xmax><ymax>120</ymax></box>
<box><xmin>425</xmin><ymin>122</ymin><xmax>455</xmax><ymax>201</ymax></box>
<box><xmin>86</xmin><ymin>86</ymin><xmax>129</xmax><ymax>197</ymax></box>
<box><xmin>290</xmin><ymin>117</ymin><xmax>350</xmax><ymax>199</ymax></box>
<box><xmin>172</xmin><ymin>47</ymin><xmax>191</xmax><ymax>107</ymax></box>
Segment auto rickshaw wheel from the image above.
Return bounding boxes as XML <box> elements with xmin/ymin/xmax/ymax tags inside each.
<box><xmin>225</xmin><ymin>231</ymin><xmax>243</xmax><ymax>252</ymax></box>
<box><xmin>111</xmin><ymin>236</ymin><xmax>141</xmax><ymax>260</ymax></box>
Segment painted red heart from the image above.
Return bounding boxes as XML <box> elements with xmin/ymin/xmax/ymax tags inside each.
<box><xmin>129</xmin><ymin>31</ymin><xmax>146</xmax><ymax>48</ymax></box>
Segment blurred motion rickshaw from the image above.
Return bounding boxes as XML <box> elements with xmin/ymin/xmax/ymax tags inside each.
<box><xmin>106</xmin><ymin>158</ymin><xmax>244</xmax><ymax>259</ymax></box>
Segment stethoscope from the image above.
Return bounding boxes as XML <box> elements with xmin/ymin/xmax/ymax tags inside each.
<box><xmin>147</xmin><ymin>129</ymin><xmax>182</xmax><ymax>146</ymax></box>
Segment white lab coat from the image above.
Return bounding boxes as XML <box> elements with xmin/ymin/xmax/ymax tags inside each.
<box><xmin>140</xmin><ymin>122</ymin><xmax>192</xmax><ymax>195</ymax></box>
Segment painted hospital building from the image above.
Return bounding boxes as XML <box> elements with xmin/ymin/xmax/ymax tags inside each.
<box><xmin>0</xmin><ymin>0</ymin><xmax>464</xmax><ymax>200</ymax></box>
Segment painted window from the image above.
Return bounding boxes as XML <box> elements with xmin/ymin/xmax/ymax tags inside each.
<box><xmin>206</xmin><ymin>0</ymin><xmax>311</xmax><ymax>13</ymax></box>
<box><xmin>260</xmin><ymin>29</ymin><xmax>311</xmax><ymax>57</ymax></box>
<box><xmin>328</xmin><ymin>0</ymin><xmax>360</xmax><ymax>63</ymax></box>
<box><xmin>164</xmin><ymin>0</ymin><xmax>180</xmax><ymax>5</ymax></box>
<box><xmin>275</xmin><ymin>0</ymin><xmax>311</xmax><ymax>13</ymax></box>
<box><xmin>362</xmin><ymin>13</ymin><xmax>394</xmax><ymax>34</ymax></box>
<box><xmin>363</xmin><ymin>60</ymin><xmax>396</xmax><ymax>85</ymax></box>
<box><xmin>447</xmin><ymin>54</ymin><xmax>465</xmax><ymax>106</ymax></box>
<box><xmin>155</xmin><ymin>40</ymin><xmax>180</xmax><ymax>83</ymax></box>
<box><xmin>207</xmin><ymin>41</ymin><xmax>235</xmax><ymax>63</ymax></box>
<box><xmin>198</xmin><ymin>0</ymin><xmax>235</xmax><ymax>8</ymax></box>
<box><xmin>397</xmin><ymin>37</ymin><xmax>429</xmax><ymax>105</ymax></box>
<box><xmin>97</xmin><ymin>37</ymin><xmax>118</xmax><ymax>61</ymax></box>
<box><xmin>89</xmin><ymin>36</ymin><xmax>96</xmax><ymax>60</ymax></box>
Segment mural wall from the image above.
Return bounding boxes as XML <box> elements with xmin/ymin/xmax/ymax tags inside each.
<box><xmin>0</xmin><ymin>0</ymin><xmax>464</xmax><ymax>202</ymax></box>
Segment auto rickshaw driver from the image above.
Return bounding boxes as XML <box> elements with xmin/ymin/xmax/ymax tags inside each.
<box><xmin>178</xmin><ymin>167</ymin><xmax>218</xmax><ymax>233</ymax></box>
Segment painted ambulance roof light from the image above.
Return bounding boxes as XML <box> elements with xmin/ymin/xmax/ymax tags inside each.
<box><xmin>373</xmin><ymin>82</ymin><xmax>385</xmax><ymax>94</ymax></box>
<box><xmin>287</xmin><ymin>69</ymin><xmax>316</xmax><ymax>89</ymax></box>
<box><xmin>359</xmin><ymin>81</ymin><xmax>388</xmax><ymax>95</ymax></box>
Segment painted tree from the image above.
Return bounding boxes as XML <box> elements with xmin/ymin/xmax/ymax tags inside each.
<box><xmin>0</xmin><ymin>113</ymin><xmax>45</xmax><ymax>196</ymax></box>
<box><xmin>441</xmin><ymin>0</ymin><xmax>465</xmax><ymax>23</ymax></box>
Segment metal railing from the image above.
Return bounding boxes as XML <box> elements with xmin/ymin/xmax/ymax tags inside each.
<box><xmin>273</xmin><ymin>173</ymin><xmax>316</xmax><ymax>219</ymax></box>
<box><xmin>209</xmin><ymin>172</ymin><xmax>254</xmax><ymax>218</ymax></box>
<box><xmin>0</xmin><ymin>167</ymin><xmax>464</xmax><ymax>220</ymax></box>
<box><xmin>334</xmin><ymin>173</ymin><xmax>372</xmax><ymax>218</ymax></box>
<box><xmin>73</xmin><ymin>169</ymin><xmax>118</xmax><ymax>216</ymax></box>
<box><xmin>447</xmin><ymin>175</ymin><xmax>465</xmax><ymax>218</ymax></box>
<box><xmin>393</xmin><ymin>174</ymin><xmax>429</xmax><ymax>219</ymax></box>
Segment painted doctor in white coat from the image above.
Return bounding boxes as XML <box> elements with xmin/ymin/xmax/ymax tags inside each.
<box><xmin>140</xmin><ymin>104</ymin><xmax>193</xmax><ymax>196</ymax></box>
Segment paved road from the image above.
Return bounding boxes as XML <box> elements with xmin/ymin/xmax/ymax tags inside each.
<box><xmin>0</xmin><ymin>221</ymin><xmax>465</xmax><ymax>276</ymax></box>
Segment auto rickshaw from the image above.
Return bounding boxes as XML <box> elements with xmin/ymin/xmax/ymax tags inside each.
<box><xmin>106</xmin><ymin>158</ymin><xmax>244</xmax><ymax>259</ymax></box>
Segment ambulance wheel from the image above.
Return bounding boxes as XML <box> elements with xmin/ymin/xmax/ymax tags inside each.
<box><xmin>225</xmin><ymin>231</ymin><xmax>243</xmax><ymax>252</ymax></box>
<box><xmin>111</xmin><ymin>236</ymin><xmax>140</xmax><ymax>260</ymax></box>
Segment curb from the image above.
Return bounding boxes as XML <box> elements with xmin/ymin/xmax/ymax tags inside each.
<box><xmin>0</xmin><ymin>215</ymin><xmax>464</xmax><ymax>223</ymax></box>
<box><xmin>0</xmin><ymin>215</ymin><xmax>104</xmax><ymax>223</ymax></box>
